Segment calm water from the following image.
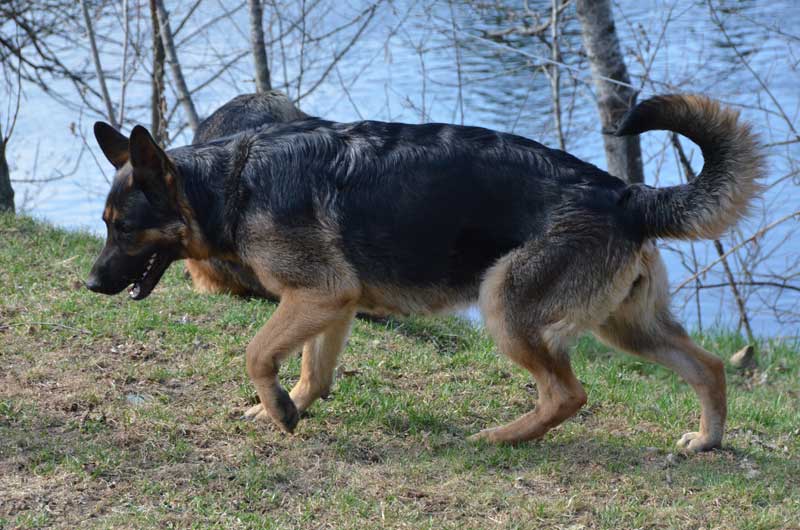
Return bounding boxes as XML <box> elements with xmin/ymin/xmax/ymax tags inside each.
<box><xmin>8</xmin><ymin>0</ymin><xmax>800</xmax><ymax>337</ymax></box>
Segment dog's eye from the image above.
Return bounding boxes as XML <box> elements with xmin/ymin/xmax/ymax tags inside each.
<box><xmin>114</xmin><ymin>221</ymin><xmax>132</xmax><ymax>233</ymax></box>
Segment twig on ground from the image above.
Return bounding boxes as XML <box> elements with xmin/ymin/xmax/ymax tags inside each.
<box><xmin>0</xmin><ymin>322</ymin><xmax>91</xmax><ymax>335</ymax></box>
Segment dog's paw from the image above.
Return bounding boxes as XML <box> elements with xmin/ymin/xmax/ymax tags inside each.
<box><xmin>274</xmin><ymin>386</ymin><xmax>299</xmax><ymax>433</ymax></box>
<box><xmin>676</xmin><ymin>431</ymin><xmax>720</xmax><ymax>453</ymax></box>
<box><xmin>289</xmin><ymin>384</ymin><xmax>319</xmax><ymax>414</ymax></box>
<box><xmin>468</xmin><ymin>428</ymin><xmax>501</xmax><ymax>444</ymax></box>
<box><xmin>241</xmin><ymin>403</ymin><xmax>269</xmax><ymax>421</ymax></box>
<box><xmin>241</xmin><ymin>394</ymin><xmax>299</xmax><ymax>434</ymax></box>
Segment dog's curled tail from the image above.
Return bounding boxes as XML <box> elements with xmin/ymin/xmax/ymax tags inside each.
<box><xmin>616</xmin><ymin>94</ymin><xmax>765</xmax><ymax>241</ymax></box>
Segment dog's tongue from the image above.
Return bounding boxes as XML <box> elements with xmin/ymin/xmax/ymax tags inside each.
<box><xmin>129</xmin><ymin>282</ymin><xmax>141</xmax><ymax>299</ymax></box>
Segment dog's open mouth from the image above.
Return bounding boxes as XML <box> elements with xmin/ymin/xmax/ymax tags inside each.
<box><xmin>128</xmin><ymin>251</ymin><xmax>172</xmax><ymax>300</ymax></box>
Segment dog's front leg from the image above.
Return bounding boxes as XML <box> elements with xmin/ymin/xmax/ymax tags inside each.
<box><xmin>289</xmin><ymin>308</ymin><xmax>356</xmax><ymax>413</ymax></box>
<box><xmin>243</xmin><ymin>288</ymin><xmax>357</xmax><ymax>433</ymax></box>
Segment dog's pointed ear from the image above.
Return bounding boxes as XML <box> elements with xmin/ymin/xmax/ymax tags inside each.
<box><xmin>129</xmin><ymin>125</ymin><xmax>166</xmax><ymax>172</ymax></box>
<box><xmin>129</xmin><ymin>125</ymin><xmax>175</xmax><ymax>210</ymax></box>
<box><xmin>94</xmin><ymin>122</ymin><xmax>129</xmax><ymax>169</ymax></box>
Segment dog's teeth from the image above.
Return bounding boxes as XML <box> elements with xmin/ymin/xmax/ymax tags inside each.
<box><xmin>144</xmin><ymin>253</ymin><xmax>156</xmax><ymax>275</ymax></box>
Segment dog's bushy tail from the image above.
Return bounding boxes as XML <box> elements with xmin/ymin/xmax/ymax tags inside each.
<box><xmin>616</xmin><ymin>94</ymin><xmax>765</xmax><ymax>240</ymax></box>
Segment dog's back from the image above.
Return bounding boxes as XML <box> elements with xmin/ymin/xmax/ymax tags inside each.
<box><xmin>193</xmin><ymin>91</ymin><xmax>309</xmax><ymax>144</ymax></box>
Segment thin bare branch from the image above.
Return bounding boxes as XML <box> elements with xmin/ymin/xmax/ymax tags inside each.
<box><xmin>447</xmin><ymin>0</ymin><xmax>465</xmax><ymax>125</ymax></box>
<box><xmin>707</xmin><ymin>0</ymin><xmax>799</xmax><ymax>142</ymax></box>
<box><xmin>80</xmin><ymin>0</ymin><xmax>118</xmax><ymax>128</ymax></box>
<box><xmin>118</xmin><ymin>0</ymin><xmax>130</xmax><ymax>124</ymax></box>
<box><xmin>296</xmin><ymin>3</ymin><xmax>379</xmax><ymax>102</ymax></box>
<box><xmin>173</xmin><ymin>0</ymin><xmax>204</xmax><ymax>36</ymax></box>
<box><xmin>673</xmin><ymin>210</ymin><xmax>800</xmax><ymax>294</ymax></box>
<box><xmin>549</xmin><ymin>0</ymin><xmax>565</xmax><ymax>149</ymax></box>
<box><xmin>154</xmin><ymin>0</ymin><xmax>200</xmax><ymax>132</ymax></box>
<box><xmin>484</xmin><ymin>0</ymin><xmax>570</xmax><ymax>38</ymax></box>
<box><xmin>682</xmin><ymin>281</ymin><xmax>800</xmax><ymax>294</ymax></box>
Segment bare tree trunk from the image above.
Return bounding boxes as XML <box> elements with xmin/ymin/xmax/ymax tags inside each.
<box><xmin>149</xmin><ymin>0</ymin><xmax>167</xmax><ymax>145</ymax></box>
<box><xmin>0</xmin><ymin>131</ymin><xmax>13</xmax><ymax>213</ymax></box>
<box><xmin>80</xmin><ymin>0</ymin><xmax>118</xmax><ymax>129</ymax></box>
<box><xmin>549</xmin><ymin>0</ymin><xmax>565</xmax><ymax>150</ymax></box>
<box><xmin>118</xmin><ymin>0</ymin><xmax>129</xmax><ymax>124</ymax></box>
<box><xmin>154</xmin><ymin>0</ymin><xmax>200</xmax><ymax>133</ymax></box>
<box><xmin>575</xmin><ymin>0</ymin><xmax>643</xmax><ymax>183</ymax></box>
<box><xmin>248</xmin><ymin>0</ymin><xmax>271</xmax><ymax>92</ymax></box>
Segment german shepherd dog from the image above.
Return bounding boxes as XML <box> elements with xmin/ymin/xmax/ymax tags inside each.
<box><xmin>86</xmin><ymin>95</ymin><xmax>764</xmax><ymax>451</ymax></box>
<box><xmin>186</xmin><ymin>91</ymin><xmax>309</xmax><ymax>298</ymax></box>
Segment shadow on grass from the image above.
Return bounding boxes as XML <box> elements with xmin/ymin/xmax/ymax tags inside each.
<box><xmin>378</xmin><ymin>315</ymin><xmax>479</xmax><ymax>356</ymax></box>
<box><xmin>314</xmin><ymin>402</ymin><xmax>800</xmax><ymax>482</ymax></box>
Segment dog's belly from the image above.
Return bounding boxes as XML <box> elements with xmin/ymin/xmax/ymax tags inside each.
<box><xmin>357</xmin><ymin>281</ymin><xmax>479</xmax><ymax>316</ymax></box>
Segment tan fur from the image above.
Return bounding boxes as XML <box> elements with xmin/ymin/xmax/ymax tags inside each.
<box><xmin>592</xmin><ymin>244</ymin><xmax>727</xmax><ymax>451</ymax></box>
<box><xmin>473</xmin><ymin>256</ymin><xmax>587</xmax><ymax>443</ymax></box>
<box><xmin>674</xmin><ymin>96</ymin><xmax>764</xmax><ymax>240</ymax></box>
<box><xmin>233</xmin><ymin>212</ymin><xmax>730</xmax><ymax>450</ymax></box>
<box><xmin>133</xmin><ymin>225</ymin><xmax>182</xmax><ymax>251</ymax></box>
<box><xmin>358</xmin><ymin>283</ymin><xmax>475</xmax><ymax>317</ymax></box>
<box><xmin>186</xmin><ymin>261</ymin><xmax>227</xmax><ymax>294</ymax></box>
<box><xmin>477</xmin><ymin>255</ymin><xmax>513</xmax><ymax>352</ymax></box>
<box><xmin>621</xmin><ymin>94</ymin><xmax>766</xmax><ymax>241</ymax></box>
<box><xmin>219</xmin><ymin>199</ymin><xmax>731</xmax><ymax>450</ymax></box>
<box><xmin>469</xmin><ymin>237</ymin><xmax>726</xmax><ymax>451</ymax></box>
<box><xmin>237</xmin><ymin>210</ymin><xmax>366</xmax><ymax>430</ymax></box>
<box><xmin>243</xmin><ymin>288</ymin><xmax>360</xmax><ymax>430</ymax></box>
<box><xmin>239</xmin><ymin>212</ymin><xmax>357</xmax><ymax>293</ymax></box>
<box><xmin>185</xmin><ymin>259</ymin><xmax>251</xmax><ymax>295</ymax></box>
<box><xmin>289</xmin><ymin>309</ymin><xmax>356</xmax><ymax>412</ymax></box>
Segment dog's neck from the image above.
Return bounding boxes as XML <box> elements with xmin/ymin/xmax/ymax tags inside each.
<box><xmin>171</xmin><ymin>142</ymin><xmax>249</xmax><ymax>257</ymax></box>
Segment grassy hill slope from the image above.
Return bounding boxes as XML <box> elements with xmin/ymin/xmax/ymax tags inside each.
<box><xmin>1</xmin><ymin>213</ymin><xmax>798</xmax><ymax>529</ymax></box>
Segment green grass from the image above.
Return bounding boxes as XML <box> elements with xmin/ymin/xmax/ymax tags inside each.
<box><xmin>1</xmin><ymin>212</ymin><xmax>799</xmax><ymax>529</ymax></box>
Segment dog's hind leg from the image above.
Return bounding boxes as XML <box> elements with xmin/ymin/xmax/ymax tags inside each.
<box><xmin>243</xmin><ymin>288</ymin><xmax>358</xmax><ymax>433</ymax></box>
<box><xmin>468</xmin><ymin>333</ymin><xmax>587</xmax><ymax>444</ymax></box>
<box><xmin>289</xmin><ymin>308</ymin><xmax>356</xmax><ymax>413</ymax></box>
<box><xmin>593</xmin><ymin>246</ymin><xmax>727</xmax><ymax>453</ymax></box>
<box><xmin>470</xmin><ymin>253</ymin><xmax>588</xmax><ymax>444</ymax></box>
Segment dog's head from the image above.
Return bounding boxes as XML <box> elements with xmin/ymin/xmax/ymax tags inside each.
<box><xmin>86</xmin><ymin>123</ymin><xmax>200</xmax><ymax>300</ymax></box>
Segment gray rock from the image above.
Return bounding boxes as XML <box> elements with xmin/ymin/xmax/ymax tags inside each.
<box><xmin>730</xmin><ymin>345</ymin><xmax>756</xmax><ymax>369</ymax></box>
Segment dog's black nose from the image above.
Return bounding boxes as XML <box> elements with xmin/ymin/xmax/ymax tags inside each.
<box><xmin>85</xmin><ymin>275</ymin><xmax>103</xmax><ymax>293</ymax></box>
